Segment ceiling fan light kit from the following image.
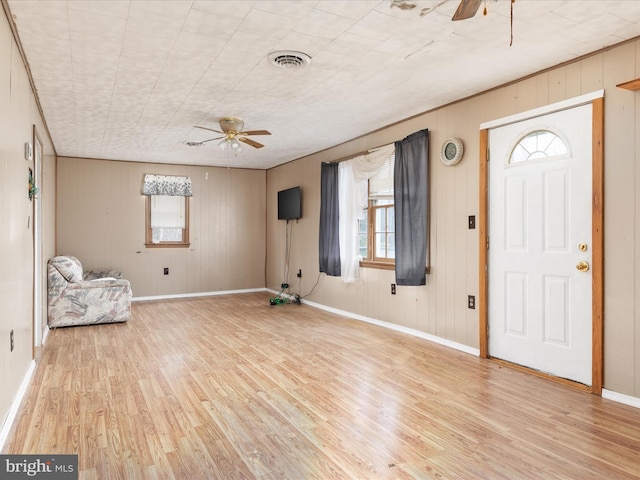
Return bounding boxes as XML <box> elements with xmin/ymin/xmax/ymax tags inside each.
<box><xmin>219</xmin><ymin>137</ymin><xmax>242</xmax><ymax>151</ymax></box>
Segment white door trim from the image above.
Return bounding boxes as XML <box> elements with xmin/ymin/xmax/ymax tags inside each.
<box><xmin>32</xmin><ymin>125</ymin><xmax>44</xmax><ymax>353</ymax></box>
<box><xmin>480</xmin><ymin>90</ymin><xmax>604</xmax><ymax>130</ymax></box>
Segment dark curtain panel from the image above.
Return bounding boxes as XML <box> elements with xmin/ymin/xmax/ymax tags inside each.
<box><xmin>394</xmin><ymin>129</ymin><xmax>429</xmax><ymax>286</ymax></box>
<box><xmin>319</xmin><ymin>162</ymin><xmax>341</xmax><ymax>276</ymax></box>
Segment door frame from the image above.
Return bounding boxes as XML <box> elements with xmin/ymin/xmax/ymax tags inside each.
<box><xmin>478</xmin><ymin>91</ymin><xmax>605</xmax><ymax>394</ymax></box>
<box><xmin>32</xmin><ymin>125</ymin><xmax>45</xmax><ymax>357</ymax></box>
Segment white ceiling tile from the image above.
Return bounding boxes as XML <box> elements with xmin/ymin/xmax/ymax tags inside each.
<box><xmin>17</xmin><ymin>34</ymin><xmax>71</xmax><ymax>63</ymax></box>
<box><xmin>8</xmin><ymin>0</ymin><xmax>68</xmax><ymax>21</ymax></box>
<box><xmin>170</xmin><ymin>31</ymin><xmax>228</xmax><ymax>65</ymax></box>
<box><xmin>182</xmin><ymin>8</ymin><xmax>243</xmax><ymax>39</ymax></box>
<box><xmin>68</xmin><ymin>1</ymin><xmax>130</xmax><ymax>19</ymax></box>
<box><xmin>292</xmin><ymin>8</ymin><xmax>356</xmax><ymax>39</ymax></box>
<box><xmin>325</xmin><ymin>32</ymin><xmax>380</xmax><ymax>57</ymax></box>
<box><xmin>254</xmin><ymin>1</ymin><xmax>318</xmax><ymax>20</ymax></box>
<box><xmin>192</xmin><ymin>1</ymin><xmax>254</xmax><ymax>19</ymax></box>
<box><xmin>238</xmin><ymin>8</ymin><xmax>298</xmax><ymax>40</ymax></box>
<box><xmin>13</xmin><ymin>11</ymin><xmax>69</xmax><ymax>41</ymax></box>
<box><xmin>130</xmin><ymin>0</ymin><xmax>193</xmax><ymax>18</ymax></box>
<box><xmin>127</xmin><ymin>4</ymin><xmax>186</xmax><ymax>40</ymax></box>
<box><xmin>347</xmin><ymin>9</ymin><xmax>412</xmax><ymax>41</ymax></box>
<box><xmin>212</xmin><ymin>31</ymin><xmax>276</xmax><ymax>70</ymax></box>
<box><xmin>374</xmin><ymin>33</ymin><xmax>431</xmax><ymax>57</ymax></box>
<box><xmin>315</xmin><ymin>1</ymin><xmax>378</xmax><ymax>21</ymax></box>
<box><xmin>68</xmin><ymin>8</ymin><xmax>127</xmax><ymax>39</ymax></box>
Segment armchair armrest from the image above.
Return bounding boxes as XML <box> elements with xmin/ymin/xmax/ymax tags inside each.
<box><xmin>67</xmin><ymin>278</ymin><xmax>130</xmax><ymax>290</ymax></box>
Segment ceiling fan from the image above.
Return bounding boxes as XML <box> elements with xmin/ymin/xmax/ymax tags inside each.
<box><xmin>186</xmin><ymin>117</ymin><xmax>271</xmax><ymax>150</ymax></box>
<box><xmin>452</xmin><ymin>0</ymin><xmax>501</xmax><ymax>21</ymax></box>
<box><xmin>452</xmin><ymin>0</ymin><xmax>516</xmax><ymax>45</ymax></box>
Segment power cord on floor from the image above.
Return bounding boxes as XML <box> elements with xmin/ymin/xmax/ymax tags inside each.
<box><xmin>299</xmin><ymin>272</ymin><xmax>323</xmax><ymax>300</ymax></box>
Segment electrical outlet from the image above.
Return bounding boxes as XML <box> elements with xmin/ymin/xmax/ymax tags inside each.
<box><xmin>468</xmin><ymin>295</ymin><xmax>476</xmax><ymax>309</ymax></box>
<box><xmin>10</xmin><ymin>329</ymin><xmax>14</xmax><ymax>352</ymax></box>
<box><xmin>391</xmin><ymin>283</ymin><xmax>396</xmax><ymax>295</ymax></box>
<box><xmin>164</xmin><ymin>267</ymin><xmax>169</xmax><ymax>275</ymax></box>
<box><xmin>281</xmin><ymin>283</ymin><xmax>289</xmax><ymax>289</ymax></box>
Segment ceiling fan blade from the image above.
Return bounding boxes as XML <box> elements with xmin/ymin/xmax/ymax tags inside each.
<box><xmin>238</xmin><ymin>137</ymin><xmax>265</xmax><ymax>149</ymax></box>
<box><xmin>239</xmin><ymin>130</ymin><xmax>271</xmax><ymax>136</ymax></box>
<box><xmin>194</xmin><ymin>125</ymin><xmax>224</xmax><ymax>134</ymax></box>
<box><xmin>185</xmin><ymin>136</ymin><xmax>224</xmax><ymax>146</ymax></box>
<box><xmin>452</xmin><ymin>0</ymin><xmax>482</xmax><ymax>21</ymax></box>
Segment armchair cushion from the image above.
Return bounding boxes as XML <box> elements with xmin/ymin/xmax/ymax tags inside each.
<box><xmin>47</xmin><ymin>255</ymin><xmax>132</xmax><ymax>328</ymax></box>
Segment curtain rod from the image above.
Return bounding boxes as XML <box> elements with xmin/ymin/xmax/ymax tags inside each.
<box><xmin>326</xmin><ymin>142</ymin><xmax>395</xmax><ymax>165</ymax></box>
<box><xmin>323</xmin><ymin>127</ymin><xmax>428</xmax><ymax>164</ymax></box>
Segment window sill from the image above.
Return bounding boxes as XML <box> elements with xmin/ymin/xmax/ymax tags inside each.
<box><xmin>359</xmin><ymin>260</ymin><xmax>395</xmax><ymax>270</ymax></box>
<box><xmin>144</xmin><ymin>243</ymin><xmax>190</xmax><ymax>249</ymax></box>
<box><xmin>359</xmin><ymin>261</ymin><xmax>431</xmax><ymax>275</ymax></box>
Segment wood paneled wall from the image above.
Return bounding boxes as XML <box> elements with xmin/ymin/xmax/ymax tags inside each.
<box><xmin>266</xmin><ymin>38</ymin><xmax>640</xmax><ymax>399</ymax></box>
<box><xmin>56</xmin><ymin>158</ymin><xmax>266</xmax><ymax>298</ymax></box>
<box><xmin>0</xmin><ymin>9</ymin><xmax>56</xmax><ymax>435</ymax></box>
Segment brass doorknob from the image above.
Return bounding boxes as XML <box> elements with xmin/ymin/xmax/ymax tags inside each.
<box><xmin>576</xmin><ymin>261</ymin><xmax>590</xmax><ymax>272</ymax></box>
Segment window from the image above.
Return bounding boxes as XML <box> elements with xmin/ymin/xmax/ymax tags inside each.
<box><xmin>510</xmin><ymin>129</ymin><xmax>568</xmax><ymax>164</ymax></box>
<box><xmin>142</xmin><ymin>174</ymin><xmax>192</xmax><ymax>248</ymax></box>
<box><xmin>145</xmin><ymin>195</ymin><xmax>190</xmax><ymax>247</ymax></box>
<box><xmin>359</xmin><ymin>153</ymin><xmax>395</xmax><ymax>266</ymax></box>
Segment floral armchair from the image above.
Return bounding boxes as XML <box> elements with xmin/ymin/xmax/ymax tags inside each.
<box><xmin>47</xmin><ymin>255</ymin><xmax>132</xmax><ymax>328</ymax></box>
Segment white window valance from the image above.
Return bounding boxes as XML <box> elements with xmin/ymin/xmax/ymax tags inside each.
<box><xmin>142</xmin><ymin>174</ymin><xmax>192</xmax><ymax>197</ymax></box>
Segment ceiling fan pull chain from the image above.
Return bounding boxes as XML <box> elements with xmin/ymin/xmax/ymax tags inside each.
<box><xmin>510</xmin><ymin>0</ymin><xmax>515</xmax><ymax>46</ymax></box>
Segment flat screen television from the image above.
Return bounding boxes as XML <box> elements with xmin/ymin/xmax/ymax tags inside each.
<box><xmin>278</xmin><ymin>186</ymin><xmax>302</xmax><ymax>220</ymax></box>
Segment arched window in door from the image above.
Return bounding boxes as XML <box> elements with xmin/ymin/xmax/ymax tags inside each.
<box><xmin>509</xmin><ymin>129</ymin><xmax>569</xmax><ymax>164</ymax></box>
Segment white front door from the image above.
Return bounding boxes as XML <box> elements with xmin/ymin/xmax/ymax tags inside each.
<box><xmin>488</xmin><ymin>104</ymin><xmax>592</xmax><ymax>385</ymax></box>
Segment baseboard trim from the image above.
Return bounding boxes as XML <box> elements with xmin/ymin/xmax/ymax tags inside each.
<box><xmin>41</xmin><ymin>325</ymin><xmax>50</xmax><ymax>346</ymax></box>
<box><xmin>132</xmin><ymin>288</ymin><xmax>267</xmax><ymax>302</ymax></box>
<box><xmin>602</xmin><ymin>389</ymin><xmax>640</xmax><ymax>409</ymax></box>
<box><xmin>289</xmin><ymin>293</ymin><xmax>479</xmax><ymax>357</ymax></box>
<box><xmin>0</xmin><ymin>360</ymin><xmax>36</xmax><ymax>452</ymax></box>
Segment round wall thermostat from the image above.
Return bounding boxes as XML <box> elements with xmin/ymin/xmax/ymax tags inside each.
<box><xmin>440</xmin><ymin>137</ymin><xmax>464</xmax><ymax>166</ymax></box>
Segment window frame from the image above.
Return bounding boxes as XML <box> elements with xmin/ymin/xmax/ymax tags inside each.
<box><xmin>144</xmin><ymin>194</ymin><xmax>190</xmax><ymax>248</ymax></box>
<box><xmin>508</xmin><ymin>128</ymin><xmax>570</xmax><ymax>165</ymax></box>
<box><xmin>359</xmin><ymin>155</ymin><xmax>396</xmax><ymax>270</ymax></box>
<box><xmin>360</xmin><ymin>207</ymin><xmax>396</xmax><ymax>270</ymax></box>
<box><xmin>370</xmin><ymin>201</ymin><xmax>395</xmax><ymax>264</ymax></box>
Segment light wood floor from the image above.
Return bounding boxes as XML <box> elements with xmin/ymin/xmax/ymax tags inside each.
<box><xmin>4</xmin><ymin>292</ymin><xmax>640</xmax><ymax>479</ymax></box>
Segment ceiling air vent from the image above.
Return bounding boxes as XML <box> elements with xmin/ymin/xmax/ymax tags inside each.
<box><xmin>268</xmin><ymin>50</ymin><xmax>311</xmax><ymax>69</ymax></box>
